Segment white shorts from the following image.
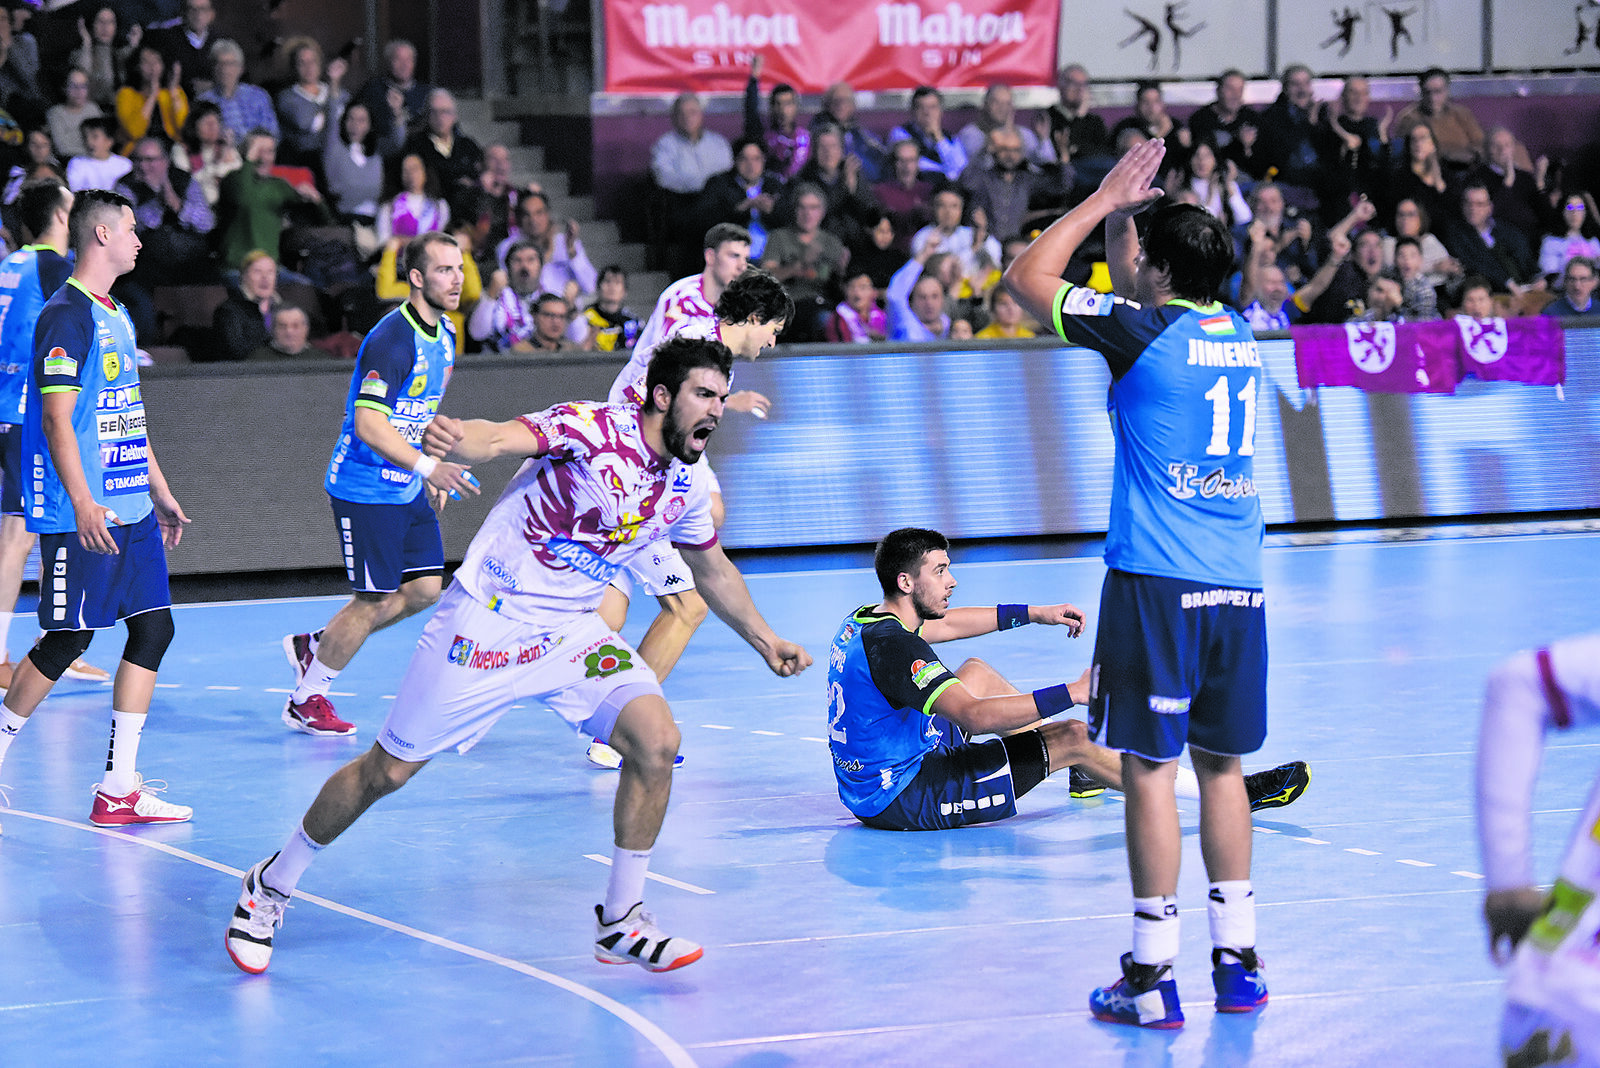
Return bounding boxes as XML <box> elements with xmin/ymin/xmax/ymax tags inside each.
<box><xmin>376</xmin><ymin>582</ymin><xmax>663</xmax><ymax>762</ymax></box>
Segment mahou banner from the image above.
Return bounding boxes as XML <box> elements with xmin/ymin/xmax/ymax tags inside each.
<box><xmin>603</xmin><ymin>0</ymin><xmax>1062</xmax><ymax>95</ymax></box>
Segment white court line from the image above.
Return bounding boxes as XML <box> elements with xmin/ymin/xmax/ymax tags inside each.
<box><xmin>750</xmin><ymin>730</ymin><xmax>783</xmax><ymax>737</ymax></box>
<box><xmin>171</xmin><ymin>594</ymin><xmax>349</xmax><ymax>610</ymax></box>
<box><xmin>799</xmin><ymin>737</ymin><xmax>826</xmax><ymax>743</ymax></box>
<box><xmin>700</xmin><ymin>724</ymin><xmax>732</xmax><ymax>731</ymax></box>
<box><xmin>1293</xmin><ymin>836</ymin><xmax>1330</xmax><ymax>845</ymax></box>
<box><xmin>1346</xmin><ymin>848</ymin><xmax>1382</xmax><ymax>856</ymax></box>
<box><xmin>1453</xmin><ymin>871</ymin><xmax>1484</xmax><ymax>879</ymax></box>
<box><xmin>204</xmin><ymin>685</ymin><xmax>241</xmax><ymax>691</ymax></box>
<box><xmin>1398</xmin><ymin>859</ymin><xmax>1436</xmax><ymax>868</ymax></box>
<box><xmin>0</xmin><ymin>807</ymin><xmax>698</xmax><ymax>1068</ymax></box>
<box><xmin>583</xmin><ymin>854</ymin><xmax>715</xmax><ymax>895</ymax></box>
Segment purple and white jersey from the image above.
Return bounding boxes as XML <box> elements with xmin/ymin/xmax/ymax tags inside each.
<box><xmin>612</xmin><ymin>273</ymin><xmax>718</xmax><ymax>404</ymax></box>
<box><xmin>609</xmin><ymin>316</ymin><xmax>721</xmax><ymax>407</ymax></box>
<box><xmin>455</xmin><ymin>401</ymin><xmax>717</xmax><ymax>632</ymax></box>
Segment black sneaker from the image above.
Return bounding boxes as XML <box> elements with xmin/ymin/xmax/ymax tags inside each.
<box><xmin>1246</xmin><ymin>761</ymin><xmax>1310</xmax><ymax>812</ymax></box>
<box><xmin>1069</xmin><ymin>765</ymin><xmax>1107</xmax><ymax>798</ymax></box>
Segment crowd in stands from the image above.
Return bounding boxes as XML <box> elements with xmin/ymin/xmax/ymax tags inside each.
<box><xmin>650</xmin><ymin>60</ymin><xmax>1600</xmax><ymax>345</ymax></box>
<box><xmin>0</xmin><ymin>3</ymin><xmax>641</xmax><ymax>361</ymax></box>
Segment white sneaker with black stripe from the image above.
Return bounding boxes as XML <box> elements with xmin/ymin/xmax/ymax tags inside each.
<box><xmin>226</xmin><ymin>856</ymin><xmax>290</xmax><ymax>974</ymax></box>
<box><xmin>593</xmin><ymin>903</ymin><xmax>703</xmax><ymax>972</ymax></box>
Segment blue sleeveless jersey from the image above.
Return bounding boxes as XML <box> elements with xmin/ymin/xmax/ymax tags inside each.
<box><xmin>0</xmin><ymin>244</ymin><xmax>72</xmax><ymax>424</ymax></box>
<box><xmin>25</xmin><ymin>278</ymin><xmax>154</xmax><ymax>533</ymax></box>
<box><xmin>325</xmin><ymin>303</ymin><xmax>455</xmax><ymax>505</ymax></box>
<box><xmin>1050</xmin><ymin>285</ymin><xmax>1264</xmax><ymax>587</ymax></box>
<box><xmin>826</xmin><ymin>605</ymin><xmax>962</xmax><ymax>817</ymax></box>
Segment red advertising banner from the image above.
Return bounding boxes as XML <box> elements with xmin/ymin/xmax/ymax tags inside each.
<box><xmin>602</xmin><ymin>0</ymin><xmax>1062</xmax><ymax>95</ymax></box>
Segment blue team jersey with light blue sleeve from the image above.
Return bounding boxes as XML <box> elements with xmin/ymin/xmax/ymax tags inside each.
<box><xmin>325</xmin><ymin>303</ymin><xmax>455</xmax><ymax>504</ymax></box>
<box><xmin>25</xmin><ymin>278</ymin><xmax>153</xmax><ymax>533</ymax></box>
<box><xmin>0</xmin><ymin>244</ymin><xmax>72</xmax><ymax>424</ymax></box>
<box><xmin>1049</xmin><ymin>284</ymin><xmax>1264</xmax><ymax>587</ymax></box>
<box><xmin>827</xmin><ymin>605</ymin><xmax>963</xmax><ymax>817</ymax></box>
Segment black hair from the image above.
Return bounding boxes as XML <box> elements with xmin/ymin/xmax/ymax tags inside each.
<box><xmin>714</xmin><ymin>266</ymin><xmax>793</xmax><ymax>328</ymax></box>
<box><xmin>597</xmin><ymin>264</ymin><xmax>628</xmax><ymax>286</ymax></box>
<box><xmin>910</xmin><ymin>85</ymin><xmax>941</xmax><ymax>106</ymax></box>
<box><xmin>1418</xmin><ymin>67</ymin><xmax>1449</xmax><ymax>86</ymax></box>
<box><xmin>703</xmin><ymin>222</ymin><xmax>752</xmax><ymax>250</ymax></box>
<box><xmin>17</xmin><ymin>178</ymin><xmax>69</xmax><ymax>243</ymax></box>
<box><xmin>874</xmin><ymin>528</ymin><xmax>949</xmax><ymax>597</ymax></box>
<box><xmin>505</xmin><ymin>237</ymin><xmax>543</xmax><ymax>267</ymax></box>
<box><xmin>1135</xmin><ymin>79</ymin><xmax>1162</xmax><ymax>98</ymax></box>
<box><xmin>1460</xmin><ymin>274</ymin><xmax>1494</xmax><ymax>297</ymax></box>
<box><xmin>79</xmin><ymin>115</ymin><xmax>117</xmax><ymax>139</ymax></box>
<box><xmin>642</xmin><ymin>335</ymin><xmax>734</xmax><ymax>413</ymax></box>
<box><xmin>1142</xmin><ymin>203</ymin><xmax>1236</xmax><ymax>304</ymax></box>
<box><xmin>1393</xmin><ymin>235</ymin><xmax>1422</xmax><ymax>255</ymax></box>
<box><xmin>732</xmin><ymin>136</ymin><xmax>766</xmax><ymax>160</ymax></box>
<box><xmin>339</xmin><ymin>101</ymin><xmax>378</xmax><ymax>155</ymax></box>
<box><xmin>68</xmin><ymin>188</ymin><xmax>133</xmax><ymax>255</ymax></box>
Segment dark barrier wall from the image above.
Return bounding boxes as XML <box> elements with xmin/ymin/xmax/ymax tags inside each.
<box><xmin>142</xmin><ymin>327</ymin><xmax>1600</xmax><ymax>575</ymax></box>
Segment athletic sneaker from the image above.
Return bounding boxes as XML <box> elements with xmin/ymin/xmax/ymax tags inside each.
<box><xmin>283</xmin><ymin>694</ymin><xmax>356</xmax><ymax>737</ymax></box>
<box><xmin>282</xmin><ymin>633</ymin><xmax>316</xmax><ymax>687</ymax></box>
<box><xmin>1069</xmin><ymin>765</ymin><xmax>1107</xmax><ymax>798</ymax></box>
<box><xmin>89</xmin><ymin>775</ymin><xmax>192</xmax><ymax>825</ymax></box>
<box><xmin>1090</xmin><ymin>952</ymin><xmax>1185</xmax><ymax>1029</ymax></box>
<box><xmin>226</xmin><ymin>856</ymin><xmax>290</xmax><ymax>974</ymax></box>
<box><xmin>594</xmin><ymin>903</ymin><xmax>703</xmax><ymax>972</ymax></box>
<box><xmin>586</xmin><ymin>738</ymin><xmax>684</xmax><ymax>770</ymax></box>
<box><xmin>1246</xmin><ymin>760</ymin><xmax>1311</xmax><ymax>812</ymax></box>
<box><xmin>62</xmin><ymin>658</ymin><xmax>110</xmax><ymax>682</ymax></box>
<box><xmin>1212</xmin><ymin>946</ymin><xmax>1269</xmax><ymax>1012</ymax></box>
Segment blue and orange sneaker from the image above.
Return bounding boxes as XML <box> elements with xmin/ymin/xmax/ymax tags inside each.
<box><xmin>1212</xmin><ymin>946</ymin><xmax>1268</xmax><ymax>1012</ymax></box>
<box><xmin>1090</xmin><ymin>952</ymin><xmax>1185</xmax><ymax>1028</ymax></box>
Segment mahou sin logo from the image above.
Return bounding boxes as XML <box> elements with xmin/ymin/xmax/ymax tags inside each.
<box><xmin>876</xmin><ymin>2</ymin><xmax>1027</xmax><ymax>45</ymax></box>
<box><xmin>641</xmin><ymin>3</ymin><xmax>801</xmax><ymax>47</ymax></box>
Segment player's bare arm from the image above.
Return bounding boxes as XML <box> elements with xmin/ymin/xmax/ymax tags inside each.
<box><xmin>1004</xmin><ymin>137</ymin><xmax>1167</xmax><ymax>323</ymax></box>
<box><xmin>351</xmin><ymin>406</ymin><xmax>479</xmax><ymax>498</ymax></box>
<box><xmin>40</xmin><ymin>388</ymin><xmax>117</xmax><ymax>554</ymax></box>
<box><xmin>920</xmin><ymin>602</ymin><xmax>1086</xmax><ymax>643</ymax></box>
<box><xmin>680</xmin><ymin>542</ymin><xmax>812</xmax><ymax>677</ymax></box>
<box><xmin>929</xmin><ymin>664</ymin><xmax>1089</xmax><ymax>735</ymax></box>
<box><xmin>423</xmin><ymin>413</ymin><xmax>546</xmax><ymax>465</ymax></box>
<box><xmin>144</xmin><ymin>450</ymin><xmax>190</xmax><ymax>548</ymax></box>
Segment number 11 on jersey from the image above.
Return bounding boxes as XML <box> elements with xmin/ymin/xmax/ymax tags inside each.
<box><xmin>1204</xmin><ymin>375</ymin><xmax>1257</xmax><ymax>458</ymax></box>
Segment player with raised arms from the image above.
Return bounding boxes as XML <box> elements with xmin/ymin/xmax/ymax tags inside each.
<box><xmin>226</xmin><ymin>335</ymin><xmax>811</xmax><ymax>976</ymax></box>
<box><xmin>1006</xmin><ymin>138</ymin><xmax>1274</xmax><ymax>1028</ymax></box>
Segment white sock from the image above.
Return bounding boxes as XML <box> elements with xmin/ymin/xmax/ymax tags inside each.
<box><xmin>292</xmin><ymin>656</ymin><xmax>340</xmax><ymax>704</ymax></box>
<box><xmin>1132</xmin><ymin>894</ymin><xmax>1180</xmax><ymax>966</ymax></box>
<box><xmin>0</xmin><ymin>705</ymin><xmax>26</xmax><ymax>772</ymax></box>
<box><xmin>1174</xmin><ymin>764</ymin><xmax>1200</xmax><ymax>801</ymax></box>
<box><xmin>100</xmin><ymin>709</ymin><xmax>146</xmax><ymax>797</ymax></box>
<box><xmin>1208</xmin><ymin>880</ymin><xmax>1256</xmax><ymax>953</ymax></box>
<box><xmin>261</xmin><ymin>821</ymin><xmax>325</xmax><ymax>896</ymax></box>
<box><xmin>602</xmin><ymin>846</ymin><xmax>652</xmax><ymax>924</ymax></box>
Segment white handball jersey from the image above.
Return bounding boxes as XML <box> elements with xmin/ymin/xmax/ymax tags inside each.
<box><xmin>454</xmin><ymin>402</ymin><xmax>718</xmax><ymax>631</ymax></box>
<box><xmin>609</xmin><ymin>317</ymin><xmax>722</xmax><ymax>408</ymax></box>
<box><xmin>611</xmin><ymin>273</ymin><xmax>718</xmax><ymax>404</ymax></box>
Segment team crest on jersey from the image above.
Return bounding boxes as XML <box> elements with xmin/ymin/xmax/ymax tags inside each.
<box><xmin>359</xmin><ymin>370</ymin><xmax>388</xmax><ymax>397</ymax></box>
<box><xmin>671</xmin><ymin>466</ymin><xmax>692</xmax><ymax>492</ymax></box>
<box><xmin>407</xmin><ymin>373</ymin><xmax>427</xmax><ymax>397</ymax></box>
<box><xmin>911</xmin><ymin>659</ymin><xmax>945</xmax><ymax>687</ymax></box>
<box><xmin>447</xmin><ymin>634</ymin><xmax>475</xmax><ymax>665</ymax></box>
<box><xmin>663</xmin><ymin>495</ymin><xmax>686</xmax><ymax>523</ymax></box>
<box><xmin>102</xmin><ymin>349</ymin><xmax>119</xmax><ymax>381</ymax></box>
<box><xmin>43</xmin><ymin>347</ymin><xmax>76</xmax><ymax>377</ymax></box>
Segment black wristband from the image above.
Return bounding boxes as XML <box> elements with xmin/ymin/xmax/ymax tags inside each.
<box><xmin>998</xmin><ymin>604</ymin><xmax>1029</xmax><ymax>630</ymax></box>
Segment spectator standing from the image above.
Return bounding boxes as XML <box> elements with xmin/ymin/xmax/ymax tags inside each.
<box><xmin>958</xmin><ymin>83</ymin><xmax>1048</xmax><ymax>166</ymax></box>
<box><xmin>1255</xmin><ymin>64</ymin><xmax>1325</xmax><ymax>210</ymax></box>
<box><xmin>47</xmin><ymin>68</ymin><xmax>102</xmax><ymax>159</ymax></box>
<box><xmin>467</xmin><ymin>237</ymin><xmax>543</xmax><ymax>351</ymax></box>
<box><xmin>784</xmin><ymin>125</ymin><xmax>878</xmax><ymax>249</ymax></box>
<box><xmin>743</xmin><ymin>55</ymin><xmax>808</xmax><ymax>180</ymax></box>
<box><xmin>196</xmin><ymin>39</ymin><xmax>278</xmax><ymax>144</ymax></box>
<box><xmin>873</xmin><ymin>138</ymin><xmax>938</xmax><ymax>254</ymax></box>
<box><xmin>651</xmin><ymin>91</ymin><xmax>732</xmax><ymax>274</ymax></box>
<box><xmin>1045</xmin><ymin>63</ymin><xmax>1109</xmax><ymax>162</ymax></box>
<box><xmin>1471</xmin><ymin>127</ymin><xmax>1552</xmax><ymax>250</ymax></box>
<box><xmin>216</xmin><ymin>128</ymin><xmax>325</xmax><ymax>269</ymax></box>
<box><xmin>1180</xmin><ymin>141</ymin><xmax>1250</xmax><ymax>227</ymax></box>
<box><xmin>960</xmin><ymin>125</ymin><xmax>1071</xmax><ymax>245</ymax></box>
<box><xmin>1112</xmin><ymin>82</ymin><xmax>1190</xmax><ymax>167</ymax></box>
<box><xmin>1544</xmin><ymin>255</ymin><xmax>1600</xmax><ymax>317</ymax></box>
<box><xmin>275</xmin><ymin>38</ymin><xmax>346</xmax><ymax>170</ymax></box>
<box><xmin>375</xmin><ymin>152</ymin><xmax>449</xmax><ymax>247</ymax></box>
<box><xmin>884</xmin><ymin>244</ymin><xmax>949</xmax><ymax>340</ymax></box>
<box><xmin>1188</xmin><ymin>69</ymin><xmax>1258</xmax><ymax>173</ymax></box>
<box><xmin>696</xmin><ymin>136</ymin><xmax>780</xmax><ymax>258</ymax></box>
<box><xmin>402</xmin><ymin>89</ymin><xmax>484</xmax><ymax>217</ymax></box>
<box><xmin>1319</xmin><ymin>76</ymin><xmax>1390</xmax><ymax>211</ymax></box>
<box><xmin>813</xmin><ymin>82</ymin><xmax>887</xmax><ymax>182</ymax></box>
<box><xmin>322</xmin><ymin>100</ymin><xmax>386</xmax><ymax>255</ymax></box>
<box><xmin>888</xmin><ymin>86</ymin><xmax>967</xmax><ymax>182</ymax></box>
<box><xmin>911</xmin><ymin>187</ymin><xmax>1000</xmax><ymax>280</ymax></box>
<box><xmin>1392</xmin><ymin>68</ymin><xmax>1484</xmax><ymax>175</ymax></box>
<box><xmin>115</xmin><ymin>45</ymin><xmax>188</xmax><ymax>150</ymax></box>
<box><xmin>1540</xmin><ymin>192</ymin><xmax>1600</xmax><ymax>283</ymax></box>
<box><xmin>147</xmin><ymin>0</ymin><xmax>216</xmax><ymax>97</ymax></box>
<box><xmin>471</xmin><ymin>143</ymin><xmax>521</xmax><ymax>252</ymax></box>
<box><xmin>69</xmin><ymin>7</ymin><xmax>134</xmax><ymax>111</ymax></box>
<box><xmin>356</xmin><ymin>39</ymin><xmax>431</xmax><ymax>146</ymax></box>
<box><xmin>65</xmin><ymin>116</ymin><xmax>130</xmax><ymax>191</ymax></box>
<box><xmin>210</xmin><ymin>249</ymin><xmax>279</xmax><ymax>361</ymax></box>
<box><xmin>495</xmin><ymin>191</ymin><xmax>596</xmax><ymax>305</ymax></box>
<box><xmin>1392</xmin><ymin>120</ymin><xmax>1451</xmax><ymax>226</ymax></box>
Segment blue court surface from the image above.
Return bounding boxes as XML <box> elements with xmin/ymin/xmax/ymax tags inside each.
<box><xmin>2</xmin><ymin>523</ymin><xmax>1596</xmax><ymax>1066</ymax></box>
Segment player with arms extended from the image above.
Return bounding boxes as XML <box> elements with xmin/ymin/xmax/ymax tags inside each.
<box><xmin>1006</xmin><ymin>138</ymin><xmax>1276</xmax><ymax>1028</ymax></box>
<box><xmin>226</xmin><ymin>336</ymin><xmax>811</xmax><ymax>976</ymax></box>
<box><xmin>279</xmin><ymin>231</ymin><xmax>478</xmax><ymax>737</ymax></box>
<box><xmin>0</xmin><ymin>189</ymin><xmax>192</xmax><ymax>828</ymax></box>
<box><xmin>1478</xmin><ymin>636</ymin><xmax>1600</xmax><ymax>1067</ymax></box>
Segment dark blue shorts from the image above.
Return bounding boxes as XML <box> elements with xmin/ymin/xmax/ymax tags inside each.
<box><xmin>38</xmin><ymin>511</ymin><xmax>170</xmax><ymax>630</ymax></box>
<box><xmin>0</xmin><ymin>421</ymin><xmax>21</xmax><ymax>516</ymax></box>
<box><xmin>858</xmin><ymin>735</ymin><xmax>1019</xmax><ymax>831</ymax></box>
<box><xmin>329</xmin><ymin>492</ymin><xmax>444</xmax><ymax>594</ymax></box>
<box><xmin>1087</xmin><ymin>569</ymin><xmax>1268</xmax><ymax>762</ymax></box>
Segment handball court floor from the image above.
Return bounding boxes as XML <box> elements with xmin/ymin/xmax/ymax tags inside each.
<box><xmin>2</xmin><ymin>521</ymin><xmax>1597</xmax><ymax>1067</ymax></box>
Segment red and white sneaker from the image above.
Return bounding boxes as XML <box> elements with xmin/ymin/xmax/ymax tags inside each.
<box><xmin>594</xmin><ymin>903</ymin><xmax>703</xmax><ymax>972</ymax></box>
<box><xmin>282</xmin><ymin>694</ymin><xmax>356</xmax><ymax>737</ymax></box>
<box><xmin>226</xmin><ymin>856</ymin><xmax>290</xmax><ymax>974</ymax></box>
<box><xmin>282</xmin><ymin>633</ymin><xmax>316</xmax><ymax>686</ymax></box>
<box><xmin>89</xmin><ymin>776</ymin><xmax>192</xmax><ymax>825</ymax></box>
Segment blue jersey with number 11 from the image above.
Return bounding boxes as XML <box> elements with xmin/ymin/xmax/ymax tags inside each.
<box><xmin>1050</xmin><ymin>284</ymin><xmax>1263</xmax><ymax>587</ymax></box>
<box><xmin>325</xmin><ymin>302</ymin><xmax>455</xmax><ymax>505</ymax></box>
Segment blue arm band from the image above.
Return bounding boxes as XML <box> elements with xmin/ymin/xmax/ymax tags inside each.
<box><xmin>997</xmin><ymin>604</ymin><xmax>1030</xmax><ymax>631</ymax></box>
<box><xmin>1032</xmin><ymin>684</ymin><xmax>1076</xmax><ymax>717</ymax></box>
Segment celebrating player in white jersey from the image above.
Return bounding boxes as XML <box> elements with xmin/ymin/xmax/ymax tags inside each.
<box><xmin>631</xmin><ymin>222</ymin><xmax>751</xmax><ymax>358</ymax></box>
<box><xmin>226</xmin><ymin>336</ymin><xmax>812</xmax><ymax>977</ymax></box>
<box><xmin>1478</xmin><ymin>634</ymin><xmax>1600</xmax><ymax>1067</ymax></box>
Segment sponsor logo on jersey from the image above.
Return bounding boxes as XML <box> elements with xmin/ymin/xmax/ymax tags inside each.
<box><xmin>102</xmin><ymin>349</ymin><xmax>119</xmax><ymax>381</ymax></box>
<box><xmin>1198</xmin><ymin>314</ymin><xmax>1236</xmax><ymax>336</ymax></box>
<box><xmin>102</xmin><ymin>470</ymin><xmax>149</xmax><ymax>494</ymax></box>
<box><xmin>43</xmin><ymin>347</ymin><xmax>77</xmax><ymax>378</ymax></box>
<box><xmin>407</xmin><ymin>373</ymin><xmax>427</xmax><ymax>397</ymax></box>
<box><xmin>95</xmin><ymin>404</ymin><xmax>146</xmax><ymax>441</ymax></box>
<box><xmin>663</xmin><ymin>495</ymin><xmax>686</xmax><ymax>523</ymax></box>
<box><xmin>1060</xmin><ymin>286</ymin><xmax>1117</xmax><ymax>316</ymax></box>
<box><xmin>479</xmin><ymin>556</ymin><xmax>522</xmax><ymax>592</ymax></box>
<box><xmin>584</xmin><ymin>643</ymin><xmax>634</xmax><ymax>679</ymax></box>
<box><xmin>1179</xmin><ymin>587</ymin><xmax>1265</xmax><ymax>609</ymax></box>
<box><xmin>447</xmin><ymin>634</ymin><xmax>475</xmax><ymax>665</ymax></box>
<box><xmin>546</xmin><ymin>537</ymin><xmax>620</xmax><ymax>584</ymax></box>
<box><xmin>359</xmin><ymin>371</ymin><xmax>388</xmax><ymax>397</ymax></box>
<box><xmin>671</xmin><ymin>466</ymin><xmax>693</xmax><ymax>492</ymax></box>
<box><xmin>911</xmin><ymin>659</ymin><xmax>945</xmax><ymax>688</ymax></box>
<box><xmin>99</xmin><ymin>438</ymin><xmax>149</xmax><ymax>467</ymax></box>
